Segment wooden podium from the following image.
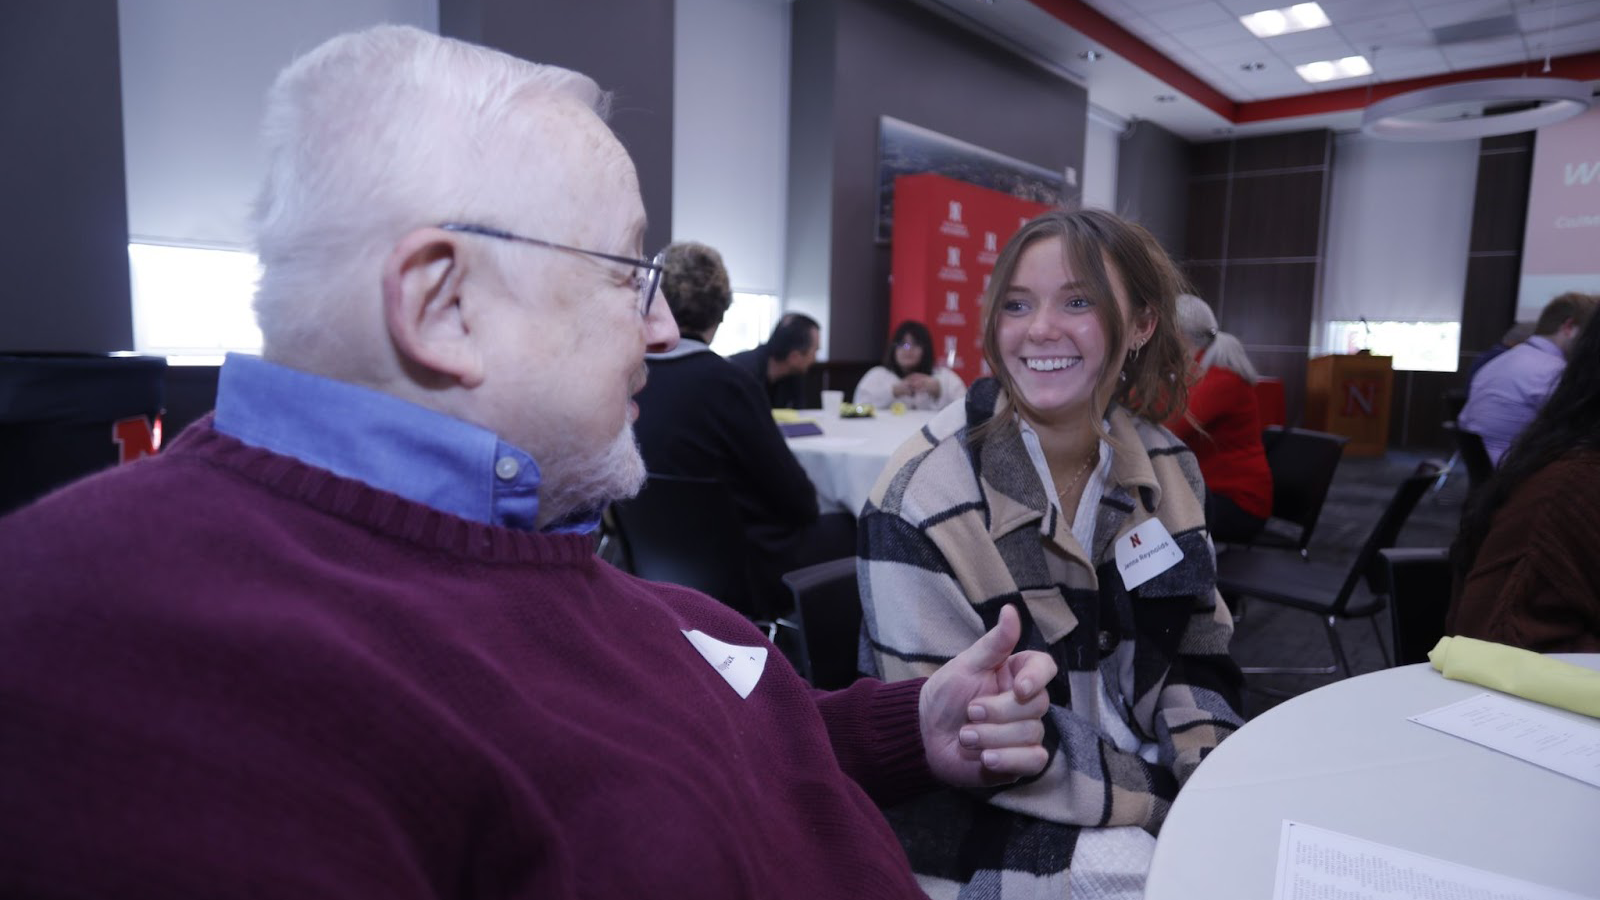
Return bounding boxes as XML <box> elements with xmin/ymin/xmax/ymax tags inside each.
<box><xmin>1305</xmin><ymin>354</ymin><xmax>1393</xmax><ymax>457</ymax></box>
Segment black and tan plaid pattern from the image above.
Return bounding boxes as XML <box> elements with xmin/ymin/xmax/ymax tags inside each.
<box><xmin>859</xmin><ymin>378</ymin><xmax>1244</xmax><ymax>896</ymax></box>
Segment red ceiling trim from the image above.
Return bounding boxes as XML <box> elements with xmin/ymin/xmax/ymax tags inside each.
<box><xmin>1024</xmin><ymin>1</ymin><xmax>1599</xmax><ymax>127</ymax></box>
<box><xmin>1236</xmin><ymin>52</ymin><xmax>1600</xmax><ymax>123</ymax></box>
<box><xmin>1026</xmin><ymin>0</ymin><xmax>1237</xmax><ymax>121</ymax></box>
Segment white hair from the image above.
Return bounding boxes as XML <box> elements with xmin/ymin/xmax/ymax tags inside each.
<box><xmin>1175</xmin><ymin>293</ymin><xmax>1258</xmax><ymax>383</ymax></box>
<box><xmin>250</xmin><ymin>24</ymin><xmax>608</xmax><ymax>370</ymax></box>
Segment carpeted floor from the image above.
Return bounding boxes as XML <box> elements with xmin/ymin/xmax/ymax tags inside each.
<box><xmin>1225</xmin><ymin>447</ymin><xmax>1466</xmax><ymax>718</ymax></box>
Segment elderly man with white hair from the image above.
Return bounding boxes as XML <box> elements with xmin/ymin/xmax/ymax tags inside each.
<box><xmin>0</xmin><ymin>26</ymin><xmax>1055</xmax><ymax>898</ymax></box>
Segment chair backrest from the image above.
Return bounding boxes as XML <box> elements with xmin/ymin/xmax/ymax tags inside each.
<box><xmin>780</xmin><ymin>557</ymin><xmax>862</xmax><ymax>691</ymax></box>
<box><xmin>1334</xmin><ymin>460</ymin><xmax>1444</xmax><ymax>613</ymax></box>
<box><xmin>1380</xmin><ymin>547</ymin><xmax>1452</xmax><ymax>666</ymax></box>
<box><xmin>609</xmin><ymin>473</ymin><xmax>769</xmax><ymax>620</ymax></box>
<box><xmin>1455</xmin><ymin>429</ymin><xmax>1495</xmax><ymax>492</ymax></box>
<box><xmin>1262</xmin><ymin>426</ymin><xmax>1350</xmax><ymax>552</ymax></box>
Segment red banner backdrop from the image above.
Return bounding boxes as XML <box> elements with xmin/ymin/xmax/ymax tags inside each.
<box><xmin>889</xmin><ymin>173</ymin><xmax>1052</xmax><ymax>385</ymax></box>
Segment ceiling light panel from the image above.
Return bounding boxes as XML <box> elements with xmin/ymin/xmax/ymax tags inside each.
<box><xmin>1240</xmin><ymin>3</ymin><xmax>1331</xmax><ymax>38</ymax></box>
<box><xmin>1294</xmin><ymin>54</ymin><xmax>1371</xmax><ymax>83</ymax></box>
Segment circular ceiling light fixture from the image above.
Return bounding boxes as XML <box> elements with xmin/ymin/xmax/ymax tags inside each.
<box><xmin>1361</xmin><ymin>77</ymin><xmax>1592</xmax><ymax>141</ymax></box>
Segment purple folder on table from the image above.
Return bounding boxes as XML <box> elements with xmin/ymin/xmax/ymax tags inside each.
<box><xmin>779</xmin><ymin>421</ymin><xmax>824</xmax><ymax>438</ymax></box>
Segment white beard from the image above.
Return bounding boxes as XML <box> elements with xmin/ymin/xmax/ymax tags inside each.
<box><xmin>536</xmin><ymin>422</ymin><xmax>647</xmax><ymax>528</ymax></box>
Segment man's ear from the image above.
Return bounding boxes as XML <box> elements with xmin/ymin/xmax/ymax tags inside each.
<box><xmin>381</xmin><ymin>228</ymin><xmax>485</xmax><ymax>388</ymax></box>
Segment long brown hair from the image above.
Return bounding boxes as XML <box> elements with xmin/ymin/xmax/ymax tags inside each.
<box><xmin>978</xmin><ymin>209</ymin><xmax>1189</xmax><ymax>433</ymax></box>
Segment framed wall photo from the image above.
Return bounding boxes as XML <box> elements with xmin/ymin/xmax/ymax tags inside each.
<box><xmin>875</xmin><ymin>115</ymin><xmax>1068</xmax><ymax>243</ymax></box>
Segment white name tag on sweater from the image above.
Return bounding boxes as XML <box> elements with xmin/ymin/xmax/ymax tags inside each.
<box><xmin>1114</xmin><ymin>518</ymin><xmax>1184</xmax><ymax>590</ymax></box>
<box><xmin>682</xmin><ymin>629</ymin><xmax>768</xmax><ymax>699</ymax></box>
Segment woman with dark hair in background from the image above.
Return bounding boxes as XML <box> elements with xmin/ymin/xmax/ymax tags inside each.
<box><xmin>852</xmin><ymin>320</ymin><xmax>966</xmax><ymax>411</ymax></box>
<box><xmin>1166</xmin><ymin>294</ymin><xmax>1272</xmax><ymax>544</ymax></box>
<box><xmin>1448</xmin><ymin>316</ymin><xmax>1600</xmax><ymax>652</ymax></box>
<box><xmin>858</xmin><ymin>209</ymin><xmax>1243</xmax><ymax>898</ymax></box>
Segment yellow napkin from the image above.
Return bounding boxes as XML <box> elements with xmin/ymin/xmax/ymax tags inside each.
<box><xmin>771</xmin><ymin>408</ymin><xmax>802</xmax><ymax>423</ymax></box>
<box><xmin>1428</xmin><ymin>636</ymin><xmax>1600</xmax><ymax>718</ymax></box>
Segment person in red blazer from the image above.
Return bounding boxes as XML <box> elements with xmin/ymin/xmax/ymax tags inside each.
<box><xmin>1167</xmin><ymin>294</ymin><xmax>1273</xmax><ymax>544</ymax></box>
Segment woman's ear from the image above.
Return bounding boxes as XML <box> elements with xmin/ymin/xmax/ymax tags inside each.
<box><xmin>381</xmin><ymin>228</ymin><xmax>485</xmax><ymax>388</ymax></box>
<box><xmin>1130</xmin><ymin>306</ymin><xmax>1159</xmax><ymax>351</ymax></box>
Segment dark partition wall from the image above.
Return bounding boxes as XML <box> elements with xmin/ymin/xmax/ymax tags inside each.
<box><xmin>1117</xmin><ymin>118</ymin><xmax>1190</xmax><ymax>261</ymax></box>
<box><xmin>1183</xmin><ymin>130</ymin><xmax>1332</xmax><ymax>426</ymax></box>
<box><xmin>788</xmin><ymin>0</ymin><xmax>1087</xmax><ymax>363</ymax></box>
<box><xmin>1</xmin><ymin>0</ymin><xmax>133</xmax><ymax>352</ymax></box>
<box><xmin>440</xmin><ymin>0</ymin><xmax>675</xmax><ymax>257</ymax></box>
<box><xmin>1387</xmin><ymin>130</ymin><xmax>1534</xmax><ymax>451</ymax></box>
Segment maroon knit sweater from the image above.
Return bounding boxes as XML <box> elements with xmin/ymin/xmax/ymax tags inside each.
<box><xmin>0</xmin><ymin>421</ymin><xmax>933</xmax><ymax>899</ymax></box>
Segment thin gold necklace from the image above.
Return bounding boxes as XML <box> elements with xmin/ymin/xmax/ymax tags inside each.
<box><xmin>1055</xmin><ymin>448</ymin><xmax>1099</xmax><ymax>504</ymax></box>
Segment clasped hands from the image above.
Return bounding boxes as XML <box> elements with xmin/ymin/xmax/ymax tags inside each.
<box><xmin>919</xmin><ymin>604</ymin><xmax>1056</xmax><ymax>787</ymax></box>
<box><xmin>895</xmin><ymin>372</ymin><xmax>940</xmax><ymax>398</ymax></box>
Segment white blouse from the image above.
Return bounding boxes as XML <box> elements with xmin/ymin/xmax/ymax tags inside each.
<box><xmin>851</xmin><ymin>365</ymin><xmax>967</xmax><ymax>411</ymax></box>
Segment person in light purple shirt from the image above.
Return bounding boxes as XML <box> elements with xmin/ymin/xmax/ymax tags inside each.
<box><xmin>1460</xmin><ymin>292</ymin><xmax>1598</xmax><ymax>464</ymax></box>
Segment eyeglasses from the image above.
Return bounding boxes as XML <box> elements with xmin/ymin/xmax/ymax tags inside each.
<box><xmin>439</xmin><ymin>222</ymin><xmax>665</xmax><ymax>318</ymax></box>
<box><xmin>895</xmin><ymin>340</ymin><xmax>920</xmax><ymax>351</ymax></box>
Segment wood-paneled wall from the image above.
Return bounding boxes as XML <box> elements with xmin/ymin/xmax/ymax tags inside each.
<box><xmin>1182</xmin><ymin>130</ymin><xmax>1333</xmax><ymax>427</ymax></box>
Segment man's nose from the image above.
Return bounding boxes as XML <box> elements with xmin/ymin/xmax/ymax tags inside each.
<box><xmin>643</xmin><ymin>287</ymin><xmax>678</xmax><ymax>353</ymax></box>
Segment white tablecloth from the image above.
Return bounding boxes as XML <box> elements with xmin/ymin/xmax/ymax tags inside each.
<box><xmin>784</xmin><ymin>409</ymin><xmax>934</xmax><ymax>515</ymax></box>
<box><xmin>1144</xmin><ymin>655</ymin><xmax>1600</xmax><ymax>899</ymax></box>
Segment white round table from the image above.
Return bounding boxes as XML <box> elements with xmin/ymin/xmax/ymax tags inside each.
<box><xmin>784</xmin><ymin>409</ymin><xmax>934</xmax><ymax>515</ymax></box>
<box><xmin>1145</xmin><ymin>656</ymin><xmax>1600</xmax><ymax>898</ymax></box>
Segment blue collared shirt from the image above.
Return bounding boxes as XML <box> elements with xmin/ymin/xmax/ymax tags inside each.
<box><xmin>212</xmin><ymin>353</ymin><xmax>598</xmax><ymax>533</ymax></box>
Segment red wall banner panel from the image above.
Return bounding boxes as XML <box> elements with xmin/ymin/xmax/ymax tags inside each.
<box><xmin>889</xmin><ymin>173</ymin><xmax>1052</xmax><ymax>385</ymax></box>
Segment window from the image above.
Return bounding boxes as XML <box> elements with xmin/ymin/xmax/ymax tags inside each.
<box><xmin>128</xmin><ymin>243</ymin><xmax>263</xmax><ymax>363</ymax></box>
<box><xmin>1324</xmin><ymin>320</ymin><xmax>1460</xmax><ymax>373</ymax></box>
<box><xmin>709</xmin><ymin>292</ymin><xmax>780</xmax><ymax>356</ymax></box>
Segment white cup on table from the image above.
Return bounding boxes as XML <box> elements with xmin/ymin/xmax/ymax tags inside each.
<box><xmin>820</xmin><ymin>389</ymin><xmax>844</xmax><ymax>415</ymax></box>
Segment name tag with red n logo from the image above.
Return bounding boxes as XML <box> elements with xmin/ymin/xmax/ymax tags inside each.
<box><xmin>1114</xmin><ymin>518</ymin><xmax>1183</xmax><ymax>590</ymax></box>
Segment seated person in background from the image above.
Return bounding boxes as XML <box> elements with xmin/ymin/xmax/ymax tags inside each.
<box><xmin>728</xmin><ymin>312</ymin><xmax>820</xmax><ymax>409</ymax></box>
<box><xmin>1465</xmin><ymin>321</ymin><xmax>1534</xmax><ymax>393</ymax></box>
<box><xmin>1459</xmin><ymin>291</ymin><xmax>1597</xmax><ymax>465</ymax></box>
<box><xmin>1449</xmin><ymin>316</ymin><xmax>1600</xmax><ymax>652</ymax></box>
<box><xmin>1166</xmin><ymin>293</ymin><xmax>1272</xmax><ymax>544</ymax></box>
<box><xmin>858</xmin><ymin>209</ymin><xmax>1244</xmax><ymax>899</ymax></box>
<box><xmin>852</xmin><ymin>319</ymin><xmax>967</xmax><ymax>411</ymax></box>
<box><xmin>0</xmin><ymin>27</ymin><xmax>1060</xmax><ymax>896</ymax></box>
<box><xmin>634</xmin><ymin>241</ymin><xmax>857</xmax><ymax>598</ymax></box>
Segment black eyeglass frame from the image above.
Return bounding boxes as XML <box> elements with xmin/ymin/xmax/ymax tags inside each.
<box><xmin>439</xmin><ymin>222</ymin><xmax>664</xmax><ymax>317</ymax></box>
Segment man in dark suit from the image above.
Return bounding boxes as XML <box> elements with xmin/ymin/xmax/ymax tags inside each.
<box><xmin>728</xmin><ymin>312</ymin><xmax>820</xmax><ymax>409</ymax></box>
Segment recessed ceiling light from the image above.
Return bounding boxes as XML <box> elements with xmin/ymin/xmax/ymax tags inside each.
<box><xmin>1240</xmin><ymin>62</ymin><xmax>1266</xmax><ymax>72</ymax></box>
<box><xmin>1240</xmin><ymin>3</ymin><xmax>1330</xmax><ymax>38</ymax></box>
<box><xmin>1155</xmin><ymin>94</ymin><xmax>1177</xmax><ymax>103</ymax></box>
<box><xmin>1079</xmin><ymin>49</ymin><xmax>1103</xmax><ymax>62</ymax></box>
<box><xmin>1295</xmin><ymin>54</ymin><xmax>1371</xmax><ymax>83</ymax></box>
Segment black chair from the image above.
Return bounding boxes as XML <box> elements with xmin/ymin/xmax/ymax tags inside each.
<box><xmin>609</xmin><ymin>473</ymin><xmax>788</xmax><ymax>623</ymax></box>
<box><xmin>0</xmin><ymin>353</ymin><xmax>168</xmax><ymax>516</ymax></box>
<box><xmin>1455</xmin><ymin>429</ymin><xmax>1495</xmax><ymax>495</ymax></box>
<box><xmin>1380</xmin><ymin>547</ymin><xmax>1452</xmax><ymax>667</ymax></box>
<box><xmin>1219</xmin><ymin>459</ymin><xmax>1443</xmax><ymax>678</ymax></box>
<box><xmin>1247</xmin><ymin>426</ymin><xmax>1349</xmax><ymax>560</ymax></box>
<box><xmin>780</xmin><ymin>557</ymin><xmax>863</xmax><ymax>691</ymax></box>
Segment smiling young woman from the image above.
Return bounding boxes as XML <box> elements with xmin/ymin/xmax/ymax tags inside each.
<box><xmin>857</xmin><ymin>208</ymin><xmax>1244</xmax><ymax>898</ymax></box>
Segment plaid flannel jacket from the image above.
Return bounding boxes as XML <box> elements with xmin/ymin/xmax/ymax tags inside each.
<box><xmin>858</xmin><ymin>378</ymin><xmax>1244</xmax><ymax>895</ymax></box>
